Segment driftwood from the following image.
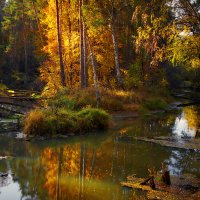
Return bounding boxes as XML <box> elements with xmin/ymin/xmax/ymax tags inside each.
<box><xmin>121</xmin><ymin>174</ymin><xmax>200</xmax><ymax>200</ymax></box>
<box><xmin>140</xmin><ymin>176</ymin><xmax>156</xmax><ymax>190</ymax></box>
<box><xmin>140</xmin><ymin>177</ymin><xmax>152</xmax><ymax>185</ymax></box>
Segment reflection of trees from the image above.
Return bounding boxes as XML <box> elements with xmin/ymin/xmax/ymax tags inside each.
<box><xmin>38</xmin><ymin>140</ymin><xmax>171</xmax><ymax>199</ymax></box>
<box><xmin>1</xmin><ymin>112</ymin><xmax>200</xmax><ymax>200</ymax></box>
<box><xmin>184</xmin><ymin>106</ymin><xmax>200</xmax><ymax>133</ymax></box>
<box><xmin>116</xmin><ymin>114</ymin><xmax>177</xmax><ymax>138</ymax></box>
<box><xmin>166</xmin><ymin>149</ymin><xmax>200</xmax><ymax>177</ymax></box>
<box><xmin>9</xmin><ymin>156</ymin><xmax>48</xmax><ymax>199</ymax></box>
<box><xmin>7</xmin><ymin>138</ymin><xmax>197</xmax><ymax>200</ymax></box>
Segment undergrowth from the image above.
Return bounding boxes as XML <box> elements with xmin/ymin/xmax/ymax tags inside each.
<box><xmin>23</xmin><ymin>107</ymin><xmax>110</xmax><ymax>136</ymax></box>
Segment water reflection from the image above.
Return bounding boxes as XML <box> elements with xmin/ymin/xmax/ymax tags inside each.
<box><xmin>173</xmin><ymin>112</ymin><xmax>196</xmax><ymax>137</ymax></box>
<box><xmin>0</xmin><ymin>107</ymin><xmax>200</xmax><ymax>200</ymax></box>
<box><xmin>172</xmin><ymin>106</ymin><xmax>200</xmax><ymax>138</ymax></box>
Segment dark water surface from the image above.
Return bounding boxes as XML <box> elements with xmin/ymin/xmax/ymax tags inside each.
<box><xmin>0</xmin><ymin>106</ymin><xmax>200</xmax><ymax>200</ymax></box>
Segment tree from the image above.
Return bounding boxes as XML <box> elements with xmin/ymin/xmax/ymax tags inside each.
<box><xmin>0</xmin><ymin>0</ymin><xmax>6</xmax><ymax>79</ymax></box>
<box><xmin>56</xmin><ymin>0</ymin><xmax>66</xmax><ymax>87</ymax></box>
<box><xmin>2</xmin><ymin>0</ymin><xmax>42</xmax><ymax>87</ymax></box>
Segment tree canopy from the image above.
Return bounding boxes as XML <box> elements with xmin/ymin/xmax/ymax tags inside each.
<box><xmin>0</xmin><ymin>0</ymin><xmax>199</xmax><ymax>92</ymax></box>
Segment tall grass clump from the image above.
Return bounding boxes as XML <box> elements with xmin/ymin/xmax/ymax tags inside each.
<box><xmin>23</xmin><ymin>109</ymin><xmax>47</xmax><ymax>135</ymax></box>
<box><xmin>23</xmin><ymin>107</ymin><xmax>110</xmax><ymax>136</ymax></box>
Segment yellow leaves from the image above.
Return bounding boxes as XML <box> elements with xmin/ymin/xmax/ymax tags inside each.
<box><xmin>184</xmin><ymin>107</ymin><xmax>200</xmax><ymax>135</ymax></box>
<box><xmin>191</xmin><ymin>58</ymin><xmax>200</xmax><ymax>69</ymax></box>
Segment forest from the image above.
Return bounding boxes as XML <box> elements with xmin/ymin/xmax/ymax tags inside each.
<box><xmin>0</xmin><ymin>0</ymin><xmax>199</xmax><ymax>92</ymax></box>
<box><xmin>0</xmin><ymin>0</ymin><xmax>200</xmax><ymax>200</ymax></box>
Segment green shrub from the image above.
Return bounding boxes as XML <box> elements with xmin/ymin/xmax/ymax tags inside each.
<box><xmin>23</xmin><ymin>107</ymin><xmax>110</xmax><ymax>136</ymax></box>
<box><xmin>78</xmin><ymin>108</ymin><xmax>110</xmax><ymax>130</ymax></box>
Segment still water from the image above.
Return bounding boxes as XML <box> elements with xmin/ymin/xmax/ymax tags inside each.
<box><xmin>0</xmin><ymin>106</ymin><xmax>200</xmax><ymax>200</ymax></box>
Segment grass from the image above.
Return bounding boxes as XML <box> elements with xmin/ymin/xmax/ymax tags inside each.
<box><xmin>43</xmin><ymin>87</ymin><xmax>144</xmax><ymax>112</ymax></box>
<box><xmin>139</xmin><ymin>97</ymin><xmax>168</xmax><ymax>117</ymax></box>
<box><xmin>23</xmin><ymin>107</ymin><xmax>110</xmax><ymax>136</ymax></box>
<box><xmin>23</xmin><ymin>86</ymin><xmax>171</xmax><ymax>136</ymax></box>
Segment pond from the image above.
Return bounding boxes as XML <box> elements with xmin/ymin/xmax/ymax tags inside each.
<box><xmin>0</xmin><ymin>106</ymin><xmax>200</xmax><ymax>200</ymax></box>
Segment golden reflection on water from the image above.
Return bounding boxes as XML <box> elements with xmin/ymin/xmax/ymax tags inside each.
<box><xmin>1</xmin><ymin>106</ymin><xmax>200</xmax><ymax>200</ymax></box>
<box><xmin>40</xmin><ymin>143</ymin><xmax>131</xmax><ymax>200</ymax></box>
<box><xmin>184</xmin><ymin>106</ymin><xmax>200</xmax><ymax>134</ymax></box>
<box><xmin>173</xmin><ymin>106</ymin><xmax>200</xmax><ymax>137</ymax></box>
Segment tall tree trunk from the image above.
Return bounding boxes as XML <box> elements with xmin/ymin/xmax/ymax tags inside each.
<box><xmin>79</xmin><ymin>0</ymin><xmax>85</xmax><ymax>88</ymax></box>
<box><xmin>83</xmin><ymin>0</ymin><xmax>88</xmax><ymax>87</ymax></box>
<box><xmin>111</xmin><ymin>0</ymin><xmax>123</xmax><ymax>88</ymax></box>
<box><xmin>67</xmin><ymin>0</ymin><xmax>73</xmax><ymax>88</ymax></box>
<box><xmin>22</xmin><ymin>0</ymin><xmax>28</xmax><ymax>83</ymax></box>
<box><xmin>56</xmin><ymin>0</ymin><xmax>66</xmax><ymax>87</ymax></box>
<box><xmin>32</xmin><ymin>0</ymin><xmax>44</xmax><ymax>46</ymax></box>
<box><xmin>86</xmin><ymin>28</ymin><xmax>100</xmax><ymax>107</ymax></box>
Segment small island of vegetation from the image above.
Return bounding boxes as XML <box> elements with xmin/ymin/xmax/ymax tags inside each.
<box><xmin>23</xmin><ymin>89</ymin><xmax>110</xmax><ymax>136</ymax></box>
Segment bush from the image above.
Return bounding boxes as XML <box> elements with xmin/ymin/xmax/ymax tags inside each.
<box><xmin>23</xmin><ymin>109</ymin><xmax>47</xmax><ymax>135</ymax></box>
<box><xmin>78</xmin><ymin>108</ymin><xmax>110</xmax><ymax>130</ymax></box>
<box><xmin>23</xmin><ymin>107</ymin><xmax>110</xmax><ymax>136</ymax></box>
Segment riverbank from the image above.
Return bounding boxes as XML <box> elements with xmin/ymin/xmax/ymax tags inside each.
<box><xmin>22</xmin><ymin>87</ymin><xmax>172</xmax><ymax>136</ymax></box>
<box><xmin>0</xmin><ymin>98</ymin><xmax>200</xmax><ymax>200</ymax></box>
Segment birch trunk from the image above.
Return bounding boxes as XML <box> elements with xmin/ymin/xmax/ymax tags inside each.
<box><xmin>111</xmin><ymin>0</ymin><xmax>123</xmax><ymax>87</ymax></box>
